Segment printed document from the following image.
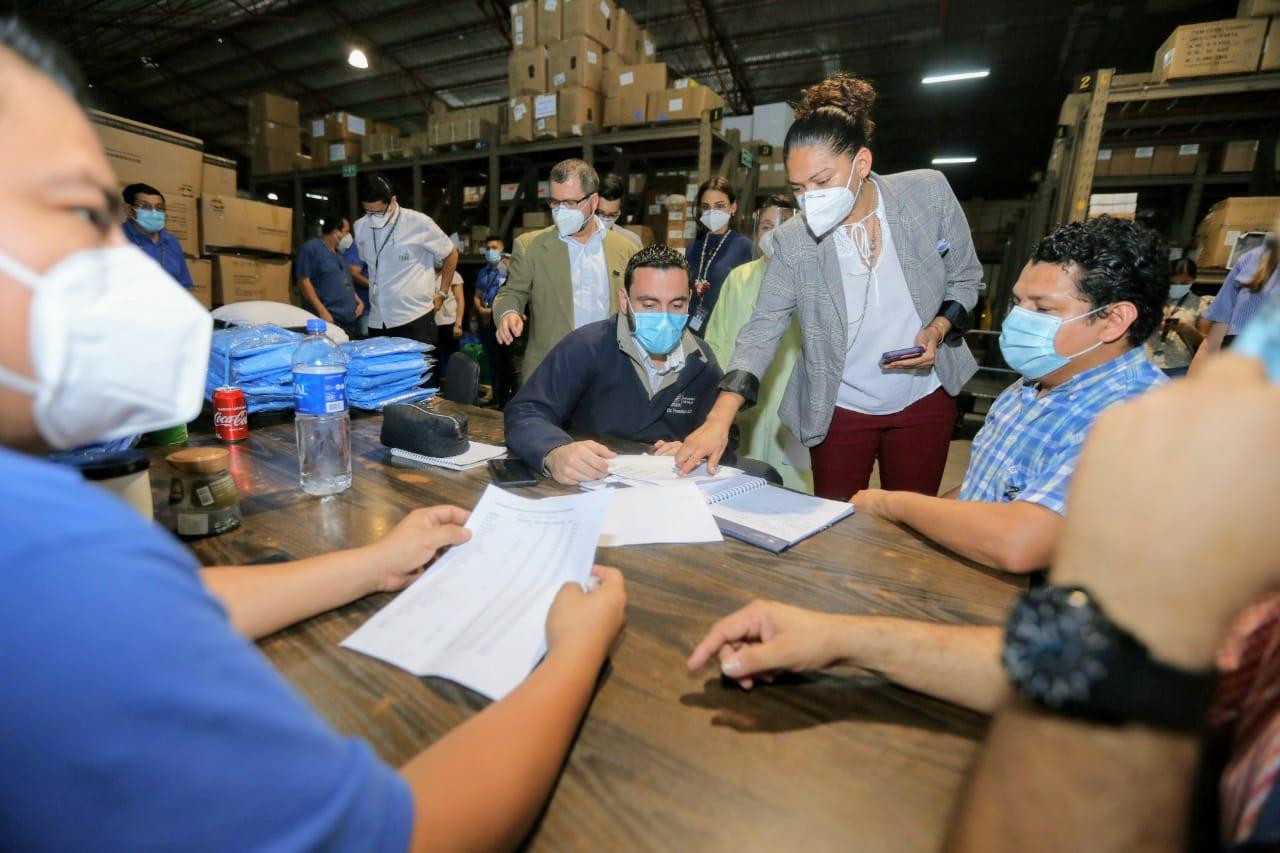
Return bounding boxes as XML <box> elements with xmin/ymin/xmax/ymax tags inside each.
<box><xmin>341</xmin><ymin>485</ymin><xmax>612</xmax><ymax>699</ymax></box>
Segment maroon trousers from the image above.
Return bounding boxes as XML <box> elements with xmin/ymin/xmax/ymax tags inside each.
<box><xmin>809</xmin><ymin>388</ymin><xmax>957</xmax><ymax>500</ymax></box>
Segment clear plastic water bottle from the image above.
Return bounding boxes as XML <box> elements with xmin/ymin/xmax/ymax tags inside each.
<box><xmin>292</xmin><ymin>320</ymin><xmax>351</xmax><ymax>496</ymax></box>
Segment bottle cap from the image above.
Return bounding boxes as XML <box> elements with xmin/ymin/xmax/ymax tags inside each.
<box><xmin>306</xmin><ymin>319</ymin><xmax>327</xmax><ymax>334</ymax></box>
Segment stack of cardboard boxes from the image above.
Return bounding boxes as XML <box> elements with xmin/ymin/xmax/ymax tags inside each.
<box><xmin>640</xmin><ymin>174</ymin><xmax>700</xmax><ymax>249</ymax></box>
<box><xmin>1094</xmin><ymin>144</ymin><xmax>1203</xmax><ymax>178</ymax></box>
<box><xmin>248</xmin><ymin>93</ymin><xmax>302</xmax><ymax>176</ymax></box>
<box><xmin>1151</xmin><ymin>2</ymin><xmax>1280</xmax><ymax>82</ymax></box>
<box><xmin>428</xmin><ymin>103</ymin><xmax>502</xmax><ymax>149</ymax></box>
<box><xmin>307</xmin><ymin>112</ymin><xmax>369</xmax><ymax>169</ymax></box>
<box><xmin>199</xmin><ymin>192</ymin><xmax>294</xmax><ymax>306</ymax></box>
<box><xmin>506</xmin><ymin>0</ymin><xmax>719</xmax><ymax>141</ymax></box>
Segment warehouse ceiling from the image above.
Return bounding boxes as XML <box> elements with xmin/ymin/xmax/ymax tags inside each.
<box><xmin>26</xmin><ymin>0</ymin><xmax>1238</xmax><ymax>197</ymax></box>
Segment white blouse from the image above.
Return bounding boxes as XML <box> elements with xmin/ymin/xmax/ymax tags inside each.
<box><xmin>833</xmin><ymin>182</ymin><xmax>941</xmax><ymax>415</ymax></box>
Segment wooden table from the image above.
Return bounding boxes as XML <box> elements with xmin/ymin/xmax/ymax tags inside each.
<box><xmin>145</xmin><ymin>404</ymin><xmax>1021</xmax><ymax>853</ymax></box>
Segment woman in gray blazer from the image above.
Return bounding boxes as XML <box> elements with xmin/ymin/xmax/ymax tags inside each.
<box><xmin>677</xmin><ymin>73</ymin><xmax>982</xmax><ymax>500</ymax></box>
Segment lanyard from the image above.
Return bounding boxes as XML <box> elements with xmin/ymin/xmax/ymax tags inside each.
<box><xmin>371</xmin><ymin>210</ymin><xmax>402</xmax><ymax>286</ymax></box>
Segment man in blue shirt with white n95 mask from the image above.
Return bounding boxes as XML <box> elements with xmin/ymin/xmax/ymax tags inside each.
<box><xmin>850</xmin><ymin>216</ymin><xmax>1168</xmax><ymax>574</ymax></box>
<box><xmin>0</xmin><ymin>18</ymin><xmax>626</xmax><ymax>851</ymax></box>
<box><xmin>504</xmin><ymin>244</ymin><xmax>726</xmax><ymax>485</ymax></box>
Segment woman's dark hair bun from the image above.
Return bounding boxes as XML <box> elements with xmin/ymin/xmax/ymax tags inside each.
<box><xmin>795</xmin><ymin>73</ymin><xmax>876</xmax><ymax>142</ymax></box>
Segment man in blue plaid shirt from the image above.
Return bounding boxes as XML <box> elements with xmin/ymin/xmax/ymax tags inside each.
<box><xmin>853</xmin><ymin>218</ymin><xmax>1168</xmax><ymax>573</ymax></box>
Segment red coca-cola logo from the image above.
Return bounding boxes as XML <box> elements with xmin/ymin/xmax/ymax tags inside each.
<box><xmin>214</xmin><ymin>409</ymin><xmax>248</xmax><ymax>427</ymax></box>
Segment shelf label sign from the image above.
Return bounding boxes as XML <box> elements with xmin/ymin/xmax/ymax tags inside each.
<box><xmin>341</xmin><ymin>164</ymin><xmax>358</xmax><ymax>178</ymax></box>
<box><xmin>740</xmin><ymin>149</ymin><xmax>754</xmax><ymax>169</ymax></box>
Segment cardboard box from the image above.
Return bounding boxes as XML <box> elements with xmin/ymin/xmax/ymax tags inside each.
<box><xmin>430</xmin><ymin>118</ymin><xmax>497</xmax><ymax>147</ymax></box>
<box><xmin>510</xmin><ymin>0</ymin><xmax>537</xmax><ymax>47</ymax></box>
<box><xmin>313</xmin><ymin>140</ymin><xmax>362</xmax><ymax>169</ymax></box>
<box><xmin>1149</xmin><ymin>143</ymin><xmax>1201</xmax><ymax>175</ymax></box>
<box><xmin>533</xmin><ymin>92</ymin><xmax>558</xmax><ymax>138</ymax></box>
<box><xmin>562</xmin><ymin>0</ymin><xmax>615</xmax><ymax>48</ymax></box>
<box><xmin>606</xmin><ymin>62</ymin><xmax>668</xmax><ymax>98</ymax></box>
<box><xmin>1108</xmin><ymin>147</ymin><xmax>1138</xmax><ymax>177</ymax></box>
<box><xmin>622</xmin><ymin>224</ymin><xmax>654</xmax><ymax>246</ymax></box>
<box><xmin>294</xmin><ymin>153</ymin><xmax>313</xmax><ymax>170</ymax></box>
<box><xmin>537</xmin><ymin>0</ymin><xmax>562</xmax><ymax>45</ymax></box>
<box><xmin>152</xmin><ymin>195</ymin><xmax>198</xmax><ymax>258</ymax></box>
<box><xmin>603</xmin><ymin>50</ymin><xmax>626</xmax><ymax>70</ymax></box>
<box><xmin>1094</xmin><ymin>147</ymin><xmax>1113</xmax><ymax>177</ymax></box>
<box><xmin>248</xmin><ymin>120</ymin><xmax>299</xmax><ymax>153</ymax></box>
<box><xmin>1133</xmin><ymin>145</ymin><xmax>1156</xmax><ymax>176</ymax></box>
<box><xmin>210</xmin><ymin>254</ymin><xmax>293</xmax><ymax>305</ymax></box>
<box><xmin>202</xmin><ymin>154</ymin><xmax>236</xmax><ymax>198</ymax></box>
<box><xmin>548</xmin><ymin>35</ymin><xmax>605</xmax><ymax>92</ymax></box>
<box><xmin>612</xmin><ymin>7</ymin><xmax>638</xmax><ymax>63</ymax></box>
<box><xmin>309</xmin><ymin>112</ymin><xmax>368</xmax><ymax>141</ymax></box>
<box><xmin>90</xmin><ymin>110</ymin><xmax>203</xmax><ymax>200</ymax></box>
<box><xmin>200</xmin><ymin>195</ymin><xmax>292</xmax><ymax>255</ymax></box>
<box><xmin>1196</xmin><ymin>196</ymin><xmax>1280</xmax><ymax>267</ymax></box>
<box><xmin>1262</xmin><ymin>16</ymin><xmax>1280</xmax><ymax>70</ymax></box>
<box><xmin>640</xmin><ymin>29</ymin><xmax>657</xmax><ymax>61</ymax></box>
<box><xmin>1220</xmin><ymin>140</ymin><xmax>1259</xmax><ymax>171</ymax></box>
<box><xmin>646</xmin><ymin>86</ymin><xmax>725</xmax><ymax>123</ymax></box>
<box><xmin>188</xmin><ymin>258</ymin><xmax>213</xmax><ymax>309</ymax></box>
<box><xmin>557</xmin><ymin>86</ymin><xmax>604</xmax><ymax>136</ymax></box>
<box><xmin>523</xmin><ymin>210</ymin><xmax>551</xmax><ymax>227</ymax></box>
<box><xmin>1153</xmin><ymin>18</ymin><xmax>1267</xmax><ymax>81</ymax></box>
<box><xmin>500</xmin><ymin>182</ymin><xmax>520</xmax><ymax>201</ymax></box>
<box><xmin>1239</xmin><ymin>0</ymin><xmax>1280</xmax><ymax>17</ymax></box>
<box><xmin>247</xmin><ymin>93</ymin><xmax>299</xmax><ymax>130</ymax></box>
<box><xmin>250</xmin><ymin>146</ymin><xmax>295</xmax><ymax>176</ymax></box>
<box><xmin>509</xmin><ymin>46</ymin><xmax>548</xmax><ymax>96</ymax></box>
<box><xmin>604</xmin><ymin>92</ymin><xmax>648</xmax><ymax>127</ymax></box>
<box><xmin>506</xmin><ymin>95</ymin><xmax>535</xmax><ymax>143</ymax></box>
<box><xmin>363</xmin><ymin>132</ymin><xmax>403</xmax><ymax>156</ymax></box>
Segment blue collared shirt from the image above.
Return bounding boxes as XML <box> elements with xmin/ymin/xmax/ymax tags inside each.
<box><xmin>343</xmin><ymin>240</ymin><xmax>369</xmax><ymax>299</ymax></box>
<box><xmin>1205</xmin><ymin>247</ymin><xmax>1280</xmax><ymax>334</ymax></box>
<box><xmin>476</xmin><ymin>264</ymin><xmax>507</xmax><ymax>308</ymax></box>
<box><xmin>959</xmin><ymin>347</ymin><xmax>1166</xmax><ymax>515</ymax></box>
<box><xmin>122</xmin><ymin>220</ymin><xmax>192</xmax><ymax>288</ymax></box>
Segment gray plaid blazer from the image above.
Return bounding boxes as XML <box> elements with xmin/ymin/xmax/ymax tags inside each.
<box><xmin>724</xmin><ymin>169</ymin><xmax>982</xmax><ymax>447</ymax></box>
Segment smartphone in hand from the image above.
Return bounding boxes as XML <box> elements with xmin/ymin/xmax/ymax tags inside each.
<box><xmin>881</xmin><ymin>345</ymin><xmax>926</xmax><ymax>364</ymax></box>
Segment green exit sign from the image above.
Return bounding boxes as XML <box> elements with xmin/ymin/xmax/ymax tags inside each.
<box><xmin>739</xmin><ymin>149</ymin><xmax>754</xmax><ymax>169</ymax></box>
<box><xmin>341</xmin><ymin>164</ymin><xmax>358</xmax><ymax>178</ymax></box>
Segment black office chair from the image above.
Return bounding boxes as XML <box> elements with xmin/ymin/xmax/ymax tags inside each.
<box><xmin>441</xmin><ymin>354</ymin><xmax>480</xmax><ymax>405</ymax></box>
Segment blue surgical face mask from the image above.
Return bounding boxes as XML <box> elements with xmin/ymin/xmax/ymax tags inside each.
<box><xmin>632</xmin><ymin>309</ymin><xmax>688</xmax><ymax>355</ymax></box>
<box><xmin>1168</xmin><ymin>284</ymin><xmax>1192</xmax><ymax>301</ymax></box>
<box><xmin>135</xmin><ymin>209</ymin><xmax>166</xmax><ymax>234</ymax></box>
<box><xmin>999</xmin><ymin>304</ymin><xmax>1109</xmax><ymax>380</ymax></box>
<box><xmin>484</xmin><ymin>248</ymin><xmax>501</xmax><ymax>265</ymax></box>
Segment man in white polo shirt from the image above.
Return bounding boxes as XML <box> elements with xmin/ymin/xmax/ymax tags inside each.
<box><xmin>353</xmin><ymin>175</ymin><xmax>458</xmax><ymax>346</ymax></box>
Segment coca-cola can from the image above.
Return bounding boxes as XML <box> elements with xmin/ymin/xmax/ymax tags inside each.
<box><xmin>212</xmin><ymin>386</ymin><xmax>249</xmax><ymax>442</ymax></box>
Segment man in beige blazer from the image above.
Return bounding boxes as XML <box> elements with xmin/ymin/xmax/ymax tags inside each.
<box><xmin>494</xmin><ymin>158</ymin><xmax>638</xmax><ymax>381</ymax></box>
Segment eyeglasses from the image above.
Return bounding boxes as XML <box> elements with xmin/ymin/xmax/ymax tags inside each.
<box><xmin>598</xmin><ymin>212</ymin><xmax>620</xmax><ymax>222</ymax></box>
<box><xmin>699</xmin><ymin>201</ymin><xmax>731</xmax><ymax>213</ymax></box>
<box><xmin>547</xmin><ymin>195</ymin><xmax>592</xmax><ymax>212</ymax></box>
<box><xmin>132</xmin><ymin>202</ymin><xmax>166</xmax><ymax>212</ymax></box>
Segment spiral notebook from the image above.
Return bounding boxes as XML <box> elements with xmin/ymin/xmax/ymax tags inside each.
<box><xmin>697</xmin><ymin>475</ymin><xmax>855</xmax><ymax>553</ymax></box>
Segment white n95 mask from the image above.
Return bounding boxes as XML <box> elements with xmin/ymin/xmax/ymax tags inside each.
<box><xmin>799</xmin><ymin>168</ymin><xmax>864</xmax><ymax>239</ymax></box>
<box><xmin>0</xmin><ymin>245</ymin><xmax>212</xmax><ymax>450</ymax></box>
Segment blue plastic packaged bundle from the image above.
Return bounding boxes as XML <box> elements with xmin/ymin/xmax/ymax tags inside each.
<box><xmin>341</xmin><ymin>336</ymin><xmax>435</xmax><ymax>411</ymax></box>
<box><xmin>207</xmin><ymin>325</ymin><xmax>305</xmax><ymax>414</ymax></box>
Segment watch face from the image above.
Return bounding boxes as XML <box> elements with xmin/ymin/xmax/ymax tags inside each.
<box><xmin>1002</xmin><ymin>586</ymin><xmax>1111</xmax><ymax>708</ymax></box>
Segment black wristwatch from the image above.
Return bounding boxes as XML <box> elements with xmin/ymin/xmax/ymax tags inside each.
<box><xmin>1002</xmin><ymin>585</ymin><xmax>1218</xmax><ymax>731</ymax></box>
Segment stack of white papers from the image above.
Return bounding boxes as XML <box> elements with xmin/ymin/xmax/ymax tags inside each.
<box><xmin>341</xmin><ymin>485</ymin><xmax>612</xmax><ymax>699</ymax></box>
<box><xmin>389</xmin><ymin>442</ymin><xmax>507</xmax><ymax>471</ymax></box>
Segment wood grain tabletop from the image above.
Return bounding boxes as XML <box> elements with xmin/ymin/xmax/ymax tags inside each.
<box><xmin>145</xmin><ymin>403</ymin><xmax>1022</xmax><ymax>853</ymax></box>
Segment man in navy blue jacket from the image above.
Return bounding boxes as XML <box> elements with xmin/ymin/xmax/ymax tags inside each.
<box><xmin>505</xmin><ymin>245</ymin><xmax>724</xmax><ymax>485</ymax></box>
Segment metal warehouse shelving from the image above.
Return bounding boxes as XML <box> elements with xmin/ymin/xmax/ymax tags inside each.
<box><xmin>987</xmin><ymin>68</ymin><xmax>1280</xmax><ymax>315</ymax></box>
<box><xmin>248</xmin><ymin>112</ymin><xmax>756</xmax><ymax>250</ymax></box>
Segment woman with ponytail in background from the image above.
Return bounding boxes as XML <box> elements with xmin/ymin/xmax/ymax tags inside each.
<box><xmin>677</xmin><ymin>73</ymin><xmax>983</xmax><ymax>501</ymax></box>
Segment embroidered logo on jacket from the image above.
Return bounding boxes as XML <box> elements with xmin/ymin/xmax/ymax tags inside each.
<box><xmin>667</xmin><ymin>392</ymin><xmax>697</xmax><ymax>415</ymax></box>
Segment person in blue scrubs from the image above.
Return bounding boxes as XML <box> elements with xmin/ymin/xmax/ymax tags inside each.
<box><xmin>297</xmin><ymin>214</ymin><xmax>362</xmax><ymax>338</ymax></box>
<box><xmin>0</xmin><ymin>19</ymin><xmax>626</xmax><ymax>850</ymax></box>
<box><xmin>121</xmin><ymin>182</ymin><xmax>193</xmax><ymax>288</ymax></box>
<box><xmin>342</xmin><ymin>225</ymin><xmax>370</xmax><ymax>337</ymax></box>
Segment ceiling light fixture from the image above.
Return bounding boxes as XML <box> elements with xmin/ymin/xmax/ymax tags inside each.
<box><xmin>305</xmin><ymin>192</ymin><xmax>330</xmax><ymax>201</ymax></box>
<box><xmin>932</xmin><ymin>156</ymin><xmax>978</xmax><ymax>165</ymax></box>
<box><xmin>266</xmin><ymin>192</ymin><xmax>279</xmax><ymax>201</ymax></box>
<box><xmin>348</xmin><ymin>48</ymin><xmax>369</xmax><ymax>69</ymax></box>
<box><xmin>922</xmin><ymin>69</ymin><xmax>989</xmax><ymax>85</ymax></box>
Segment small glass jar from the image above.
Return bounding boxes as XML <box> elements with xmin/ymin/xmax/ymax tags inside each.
<box><xmin>166</xmin><ymin>447</ymin><xmax>242</xmax><ymax>538</ymax></box>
